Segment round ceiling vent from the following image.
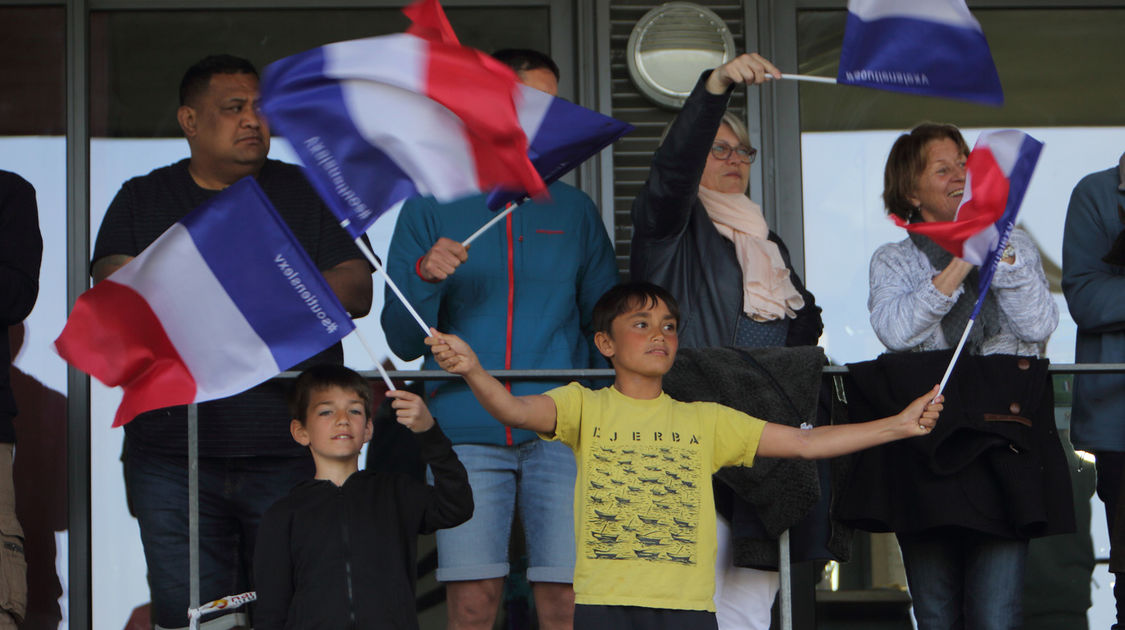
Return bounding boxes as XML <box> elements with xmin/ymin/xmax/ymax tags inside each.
<box><xmin>626</xmin><ymin>2</ymin><xmax>737</xmax><ymax>110</ymax></box>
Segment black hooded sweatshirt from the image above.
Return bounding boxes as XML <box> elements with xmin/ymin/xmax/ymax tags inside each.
<box><xmin>254</xmin><ymin>423</ymin><xmax>473</xmax><ymax>629</ymax></box>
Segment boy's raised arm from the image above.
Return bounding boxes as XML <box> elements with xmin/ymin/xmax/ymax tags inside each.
<box><xmin>756</xmin><ymin>385</ymin><xmax>943</xmax><ymax>460</ymax></box>
<box><xmin>426</xmin><ymin>329</ymin><xmax>559</xmax><ymax>434</ymax></box>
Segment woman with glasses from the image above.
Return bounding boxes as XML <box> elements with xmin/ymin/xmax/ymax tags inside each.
<box><xmin>630</xmin><ymin>53</ymin><xmax>823</xmax><ymax>630</ymax></box>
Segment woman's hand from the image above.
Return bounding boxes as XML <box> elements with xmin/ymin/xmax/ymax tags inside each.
<box><xmin>932</xmin><ymin>257</ymin><xmax>974</xmax><ymax>297</ymax></box>
<box><xmin>705</xmin><ymin>53</ymin><xmax>781</xmax><ymax>95</ymax></box>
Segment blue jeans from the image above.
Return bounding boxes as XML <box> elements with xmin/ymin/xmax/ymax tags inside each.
<box><xmin>124</xmin><ymin>446</ymin><xmax>313</xmax><ymax>629</ymax></box>
<box><xmin>430</xmin><ymin>439</ymin><xmax>576</xmax><ymax>583</ymax></box>
<box><xmin>1095</xmin><ymin>450</ymin><xmax>1125</xmax><ymax>629</ymax></box>
<box><xmin>897</xmin><ymin>530</ymin><xmax>1027</xmax><ymax>630</ymax></box>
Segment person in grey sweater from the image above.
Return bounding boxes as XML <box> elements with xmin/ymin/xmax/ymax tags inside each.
<box><xmin>867</xmin><ymin>122</ymin><xmax>1056</xmax><ymax>630</ymax></box>
<box><xmin>869</xmin><ymin>124</ymin><xmax>1056</xmax><ymax>357</ymax></box>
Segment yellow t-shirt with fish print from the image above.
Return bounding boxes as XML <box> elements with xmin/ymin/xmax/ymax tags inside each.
<box><xmin>541</xmin><ymin>382</ymin><xmax>765</xmax><ymax>612</ymax></box>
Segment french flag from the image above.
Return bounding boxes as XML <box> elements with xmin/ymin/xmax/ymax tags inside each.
<box><xmin>484</xmin><ymin>83</ymin><xmax>633</xmax><ymax>211</ymax></box>
<box><xmin>838</xmin><ymin>0</ymin><xmax>1004</xmax><ymax>106</ymax></box>
<box><xmin>897</xmin><ymin>129</ymin><xmax>1044</xmax><ymax>313</ymax></box>
<box><xmin>400</xmin><ymin>0</ymin><xmax>632</xmax><ymax>210</ymax></box>
<box><xmin>261</xmin><ymin>33</ymin><xmax>545</xmax><ymax>239</ymax></box>
<box><xmin>55</xmin><ymin>178</ymin><xmax>354</xmax><ymax>427</ymax></box>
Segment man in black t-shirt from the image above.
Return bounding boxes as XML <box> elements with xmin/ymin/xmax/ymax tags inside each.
<box><xmin>91</xmin><ymin>55</ymin><xmax>372</xmax><ymax>630</ymax></box>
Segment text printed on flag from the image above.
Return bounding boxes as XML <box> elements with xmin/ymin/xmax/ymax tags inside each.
<box><xmin>303</xmin><ymin>136</ymin><xmax>374</xmax><ymax>225</ymax></box>
<box><xmin>274</xmin><ymin>253</ymin><xmax>342</xmax><ymax>333</ymax></box>
<box><xmin>844</xmin><ymin>69</ymin><xmax>930</xmax><ymax>86</ymax></box>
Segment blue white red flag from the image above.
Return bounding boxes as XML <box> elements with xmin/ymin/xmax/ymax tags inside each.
<box><xmin>404</xmin><ymin>0</ymin><xmax>458</xmax><ymax>44</ymax></box>
<box><xmin>261</xmin><ymin>33</ymin><xmax>545</xmax><ymax>239</ymax></box>
<box><xmin>484</xmin><ymin>84</ymin><xmax>633</xmax><ymax>211</ymax></box>
<box><xmin>54</xmin><ymin>178</ymin><xmax>354</xmax><ymax>427</ymax></box>
<box><xmin>896</xmin><ymin>129</ymin><xmax>1044</xmax><ymax>315</ymax></box>
<box><xmin>402</xmin><ymin>0</ymin><xmax>632</xmax><ymax>210</ymax></box>
<box><xmin>837</xmin><ymin>0</ymin><xmax>1004</xmax><ymax>106</ymax></box>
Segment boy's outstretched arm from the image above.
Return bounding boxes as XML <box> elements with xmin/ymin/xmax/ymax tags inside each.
<box><xmin>756</xmin><ymin>385</ymin><xmax>943</xmax><ymax>460</ymax></box>
<box><xmin>425</xmin><ymin>329</ymin><xmax>559</xmax><ymax>434</ymax></box>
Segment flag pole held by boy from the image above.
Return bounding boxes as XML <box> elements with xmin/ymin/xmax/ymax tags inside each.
<box><xmin>425</xmin><ymin>281</ymin><xmax>943</xmax><ymax>627</ymax></box>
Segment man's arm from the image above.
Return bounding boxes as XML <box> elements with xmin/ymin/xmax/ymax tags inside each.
<box><xmin>91</xmin><ymin>179</ymin><xmax>143</xmax><ymax>284</ymax></box>
<box><xmin>381</xmin><ymin>197</ymin><xmax>449</xmax><ymax>360</ymax></box>
<box><xmin>322</xmin><ymin>258</ymin><xmax>373</xmax><ymax>317</ymax></box>
<box><xmin>0</xmin><ymin>173</ymin><xmax>42</xmax><ymax>325</ymax></box>
<box><xmin>756</xmin><ymin>385</ymin><xmax>941</xmax><ymax>459</ymax></box>
<box><xmin>91</xmin><ymin>255</ymin><xmax>133</xmax><ymax>285</ymax></box>
<box><xmin>426</xmin><ymin>330</ymin><xmax>558</xmax><ymax>434</ymax></box>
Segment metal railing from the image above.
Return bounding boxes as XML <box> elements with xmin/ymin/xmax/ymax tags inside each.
<box><xmin>183</xmin><ymin>361</ymin><xmax>1117</xmax><ymax>628</ymax></box>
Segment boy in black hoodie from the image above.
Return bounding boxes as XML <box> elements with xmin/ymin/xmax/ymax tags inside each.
<box><xmin>254</xmin><ymin>364</ymin><xmax>473</xmax><ymax>629</ymax></box>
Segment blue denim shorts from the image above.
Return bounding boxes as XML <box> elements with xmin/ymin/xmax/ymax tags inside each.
<box><xmin>428</xmin><ymin>439</ymin><xmax>576</xmax><ymax>583</ymax></box>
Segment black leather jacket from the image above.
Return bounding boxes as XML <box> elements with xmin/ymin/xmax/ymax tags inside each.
<box><xmin>629</xmin><ymin>73</ymin><xmax>821</xmax><ymax>349</ymax></box>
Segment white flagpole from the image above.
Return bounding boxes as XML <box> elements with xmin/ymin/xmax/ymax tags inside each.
<box><xmin>937</xmin><ymin>318</ymin><xmax>976</xmax><ymax>396</ymax></box>
<box><xmin>351</xmin><ymin>237</ymin><xmax>431</xmax><ymax>337</ymax></box>
<box><xmin>352</xmin><ymin>327</ymin><xmax>396</xmax><ymax>391</ymax></box>
<box><xmin>778</xmin><ymin>73</ymin><xmax>838</xmax><ymax>85</ymax></box>
<box><xmin>462</xmin><ymin>200</ymin><xmax>524</xmax><ymax>248</ymax></box>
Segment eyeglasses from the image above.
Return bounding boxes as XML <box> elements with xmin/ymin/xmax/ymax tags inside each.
<box><xmin>710</xmin><ymin>142</ymin><xmax>757</xmax><ymax>164</ymax></box>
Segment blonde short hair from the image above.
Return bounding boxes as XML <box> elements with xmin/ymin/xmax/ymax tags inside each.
<box><xmin>720</xmin><ymin>111</ymin><xmax>752</xmax><ymax>150</ymax></box>
<box><xmin>659</xmin><ymin>110</ymin><xmax>754</xmax><ymax>153</ymax></box>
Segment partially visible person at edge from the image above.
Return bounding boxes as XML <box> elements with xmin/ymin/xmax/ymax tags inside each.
<box><xmin>91</xmin><ymin>54</ymin><xmax>373</xmax><ymax>630</ymax></box>
<box><xmin>1062</xmin><ymin>154</ymin><xmax>1125</xmax><ymax>630</ymax></box>
<box><xmin>380</xmin><ymin>48</ymin><xmax>618</xmax><ymax>630</ymax></box>
<box><xmin>629</xmin><ymin>52</ymin><xmax>822</xmax><ymax>630</ymax></box>
<box><xmin>868</xmin><ymin>122</ymin><xmax>1057</xmax><ymax>630</ymax></box>
<box><xmin>0</xmin><ymin>170</ymin><xmax>42</xmax><ymax>628</ymax></box>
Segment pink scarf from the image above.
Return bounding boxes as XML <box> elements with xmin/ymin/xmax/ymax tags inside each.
<box><xmin>697</xmin><ymin>186</ymin><xmax>804</xmax><ymax>321</ymax></box>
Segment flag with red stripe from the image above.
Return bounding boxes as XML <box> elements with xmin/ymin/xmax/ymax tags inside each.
<box><xmin>261</xmin><ymin>32</ymin><xmax>544</xmax><ymax>238</ymax></box>
<box><xmin>55</xmin><ymin>178</ymin><xmax>354</xmax><ymax>426</ymax></box>
<box><xmin>895</xmin><ymin>129</ymin><xmax>1043</xmax><ymax>315</ymax></box>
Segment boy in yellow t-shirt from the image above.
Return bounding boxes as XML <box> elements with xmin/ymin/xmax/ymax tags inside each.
<box><xmin>427</xmin><ymin>281</ymin><xmax>942</xmax><ymax>629</ymax></box>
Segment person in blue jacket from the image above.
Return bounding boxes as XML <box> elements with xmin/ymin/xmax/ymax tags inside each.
<box><xmin>1062</xmin><ymin>154</ymin><xmax>1125</xmax><ymax>629</ymax></box>
<box><xmin>380</xmin><ymin>49</ymin><xmax>618</xmax><ymax>630</ymax></box>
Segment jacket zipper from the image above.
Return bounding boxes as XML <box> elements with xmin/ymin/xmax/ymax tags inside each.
<box><xmin>338</xmin><ymin>490</ymin><xmax>357</xmax><ymax>628</ymax></box>
<box><xmin>504</xmin><ymin>210</ymin><xmax>515</xmax><ymax>445</ymax></box>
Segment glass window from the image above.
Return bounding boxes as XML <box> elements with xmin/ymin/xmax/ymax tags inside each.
<box><xmin>796</xmin><ymin>8</ymin><xmax>1125</xmax><ymax>366</ymax></box>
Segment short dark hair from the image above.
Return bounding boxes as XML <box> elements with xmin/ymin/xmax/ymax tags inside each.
<box><xmin>592</xmin><ymin>282</ymin><xmax>681</xmax><ymax>337</ymax></box>
<box><xmin>882</xmin><ymin>122</ymin><xmax>970</xmax><ymax>221</ymax></box>
<box><xmin>289</xmin><ymin>364</ymin><xmax>373</xmax><ymax>424</ymax></box>
<box><xmin>491</xmin><ymin>48</ymin><xmax>560</xmax><ymax>80</ymax></box>
<box><xmin>179</xmin><ymin>54</ymin><xmax>259</xmax><ymax>106</ymax></box>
